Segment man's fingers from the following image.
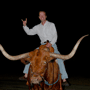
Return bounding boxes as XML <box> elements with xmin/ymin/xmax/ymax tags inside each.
<box><xmin>21</xmin><ymin>18</ymin><xmax>27</xmax><ymax>22</ymax></box>
<box><xmin>26</xmin><ymin>18</ymin><xmax>27</xmax><ymax>22</ymax></box>
<box><xmin>21</xmin><ymin>19</ymin><xmax>23</xmax><ymax>22</ymax></box>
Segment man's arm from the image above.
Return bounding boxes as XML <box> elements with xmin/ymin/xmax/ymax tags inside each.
<box><xmin>22</xmin><ymin>18</ymin><xmax>37</xmax><ymax>35</ymax></box>
<box><xmin>23</xmin><ymin>26</ymin><xmax>37</xmax><ymax>35</ymax></box>
<box><xmin>50</xmin><ymin>23</ymin><xmax>57</xmax><ymax>45</ymax></box>
<box><xmin>46</xmin><ymin>23</ymin><xmax>57</xmax><ymax>47</ymax></box>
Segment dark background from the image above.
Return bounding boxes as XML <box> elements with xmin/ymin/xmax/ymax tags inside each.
<box><xmin>0</xmin><ymin>1</ymin><xmax>89</xmax><ymax>79</ymax></box>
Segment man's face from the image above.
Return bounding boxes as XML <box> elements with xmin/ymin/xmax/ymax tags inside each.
<box><xmin>39</xmin><ymin>12</ymin><xmax>47</xmax><ymax>22</ymax></box>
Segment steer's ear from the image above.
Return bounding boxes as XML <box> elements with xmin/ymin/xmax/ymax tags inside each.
<box><xmin>20</xmin><ymin>58</ymin><xmax>30</xmax><ymax>65</ymax></box>
<box><xmin>47</xmin><ymin>56</ymin><xmax>56</xmax><ymax>62</ymax></box>
<box><xmin>20</xmin><ymin>50</ymin><xmax>35</xmax><ymax>64</ymax></box>
<box><xmin>45</xmin><ymin>52</ymin><xmax>55</xmax><ymax>63</ymax></box>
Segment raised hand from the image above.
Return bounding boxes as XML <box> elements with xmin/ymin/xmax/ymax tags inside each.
<box><xmin>21</xmin><ymin>18</ymin><xmax>27</xmax><ymax>26</ymax></box>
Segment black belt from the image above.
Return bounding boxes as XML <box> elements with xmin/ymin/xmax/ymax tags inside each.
<box><xmin>44</xmin><ymin>40</ymin><xmax>51</xmax><ymax>43</ymax></box>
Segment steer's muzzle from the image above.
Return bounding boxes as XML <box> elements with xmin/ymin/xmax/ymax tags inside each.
<box><xmin>31</xmin><ymin>74</ymin><xmax>43</xmax><ymax>84</ymax></box>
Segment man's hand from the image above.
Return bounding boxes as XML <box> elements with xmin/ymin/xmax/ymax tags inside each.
<box><xmin>21</xmin><ymin>18</ymin><xmax>27</xmax><ymax>26</ymax></box>
<box><xmin>46</xmin><ymin>43</ymin><xmax>52</xmax><ymax>48</ymax></box>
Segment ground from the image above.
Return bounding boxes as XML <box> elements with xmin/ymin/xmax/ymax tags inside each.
<box><xmin>0</xmin><ymin>74</ymin><xmax>90</xmax><ymax>90</ymax></box>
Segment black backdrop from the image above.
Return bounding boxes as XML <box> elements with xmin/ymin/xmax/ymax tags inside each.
<box><xmin>0</xmin><ymin>1</ymin><xmax>89</xmax><ymax>78</ymax></box>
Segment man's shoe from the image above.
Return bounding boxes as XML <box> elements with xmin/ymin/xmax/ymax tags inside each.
<box><xmin>19</xmin><ymin>76</ymin><xmax>27</xmax><ymax>81</ymax></box>
<box><xmin>62</xmin><ymin>81</ymin><xmax>69</xmax><ymax>86</ymax></box>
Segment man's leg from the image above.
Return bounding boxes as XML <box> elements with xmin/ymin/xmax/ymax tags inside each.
<box><xmin>52</xmin><ymin>44</ymin><xmax>68</xmax><ymax>81</ymax></box>
<box><xmin>22</xmin><ymin>47</ymin><xmax>40</xmax><ymax>79</ymax></box>
<box><xmin>19</xmin><ymin>63</ymin><xmax>30</xmax><ymax>80</ymax></box>
<box><xmin>23</xmin><ymin>63</ymin><xmax>30</xmax><ymax>78</ymax></box>
<box><xmin>56</xmin><ymin>58</ymin><xmax>68</xmax><ymax>80</ymax></box>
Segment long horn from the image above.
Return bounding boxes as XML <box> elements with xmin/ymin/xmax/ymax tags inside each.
<box><xmin>0</xmin><ymin>44</ymin><xmax>29</xmax><ymax>60</ymax></box>
<box><xmin>50</xmin><ymin>35</ymin><xmax>89</xmax><ymax>61</ymax></box>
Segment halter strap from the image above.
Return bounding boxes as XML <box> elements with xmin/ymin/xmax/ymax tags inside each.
<box><xmin>44</xmin><ymin>73</ymin><xmax>60</xmax><ymax>86</ymax></box>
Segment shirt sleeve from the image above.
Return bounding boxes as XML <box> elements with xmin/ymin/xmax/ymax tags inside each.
<box><xmin>23</xmin><ymin>25</ymin><xmax>37</xmax><ymax>35</ymax></box>
<box><xmin>50</xmin><ymin>23</ymin><xmax>57</xmax><ymax>45</ymax></box>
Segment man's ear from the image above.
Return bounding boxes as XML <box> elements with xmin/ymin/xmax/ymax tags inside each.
<box><xmin>38</xmin><ymin>16</ymin><xmax>40</xmax><ymax>19</ymax></box>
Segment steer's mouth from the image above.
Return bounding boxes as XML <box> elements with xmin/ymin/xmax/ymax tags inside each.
<box><xmin>31</xmin><ymin>75</ymin><xmax>43</xmax><ymax>84</ymax></box>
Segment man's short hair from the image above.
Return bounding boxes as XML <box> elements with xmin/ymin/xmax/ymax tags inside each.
<box><xmin>39</xmin><ymin>11</ymin><xmax>47</xmax><ymax>16</ymax></box>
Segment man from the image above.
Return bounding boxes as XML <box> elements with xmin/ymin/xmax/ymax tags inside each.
<box><xmin>20</xmin><ymin>11</ymin><xmax>69</xmax><ymax>86</ymax></box>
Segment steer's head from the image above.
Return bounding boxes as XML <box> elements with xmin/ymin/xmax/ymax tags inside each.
<box><xmin>28</xmin><ymin>44</ymin><xmax>54</xmax><ymax>84</ymax></box>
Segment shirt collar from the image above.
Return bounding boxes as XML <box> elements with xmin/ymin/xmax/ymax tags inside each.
<box><xmin>40</xmin><ymin>20</ymin><xmax>48</xmax><ymax>26</ymax></box>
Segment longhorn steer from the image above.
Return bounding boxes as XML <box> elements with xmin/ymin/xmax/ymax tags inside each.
<box><xmin>0</xmin><ymin>35</ymin><xmax>88</xmax><ymax>90</ymax></box>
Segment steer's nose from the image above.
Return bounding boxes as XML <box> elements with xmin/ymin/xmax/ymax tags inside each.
<box><xmin>31</xmin><ymin>75</ymin><xmax>43</xmax><ymax>84</ymax></box>
<box><xmin>31</xmin><ymin>77</ymin><xmax>38</xmax><ymax>81</ymax></box>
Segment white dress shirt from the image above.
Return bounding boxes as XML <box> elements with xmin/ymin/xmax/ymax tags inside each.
<box><xmin>23</xmin><ymin>21</ymin><xmax>57</xmax><ymax>45</ymax></box>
